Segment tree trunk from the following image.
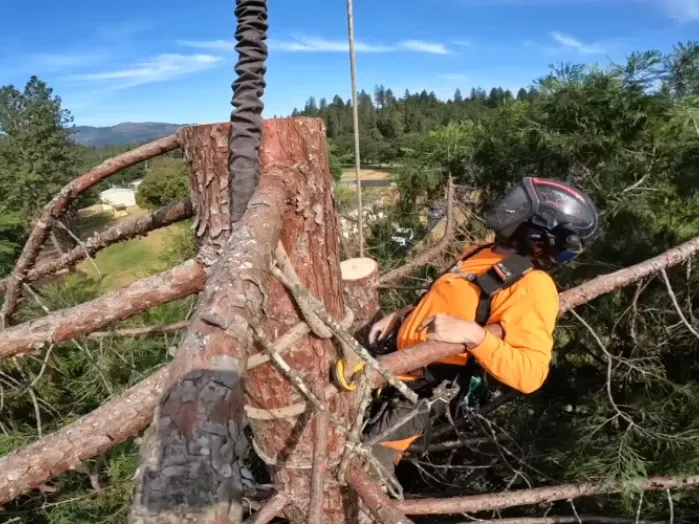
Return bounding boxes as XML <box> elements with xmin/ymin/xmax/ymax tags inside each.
<box><xmin>243</xmin><ymin>119</ymin><xmax>357</xmax><ymax>523</ymax></box>
<box><xmin>178</xmin><ymin>124</ymin><xmax>232</xmax><ymax>267</ymax></box>
<box><xmin>129</xmin><ymin>118</ymin><xmax>353</xmax><ymax>524</ymax></box>
<box><xmin>340</xmin><ymin>257</ymin><xmax>380</xmax><ymax>346</ymax></box>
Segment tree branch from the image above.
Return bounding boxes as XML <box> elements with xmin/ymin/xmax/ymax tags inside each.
<box><xmin>0</xmin><ymin>260</ymin><xmax>205</xmax><ymax>359</ymax></box>
<box><xmin>559</xmin><ymin>235</ymin><xmax>699</xmax><ymax>313</ymax></box>
<box><xmin>346</xmin><ymin>463</ymin><xmax>414</xmax><ymax>524</ymax></box>
<box><xmin>378</xmin><ymin>176</ymin><xmax>455</xmax><ymax>285</ymax></box>
<box><xmin>308</xmin><ymin>409</ymin><xmax>328</xmax><ymax>523</ymax></box>
<box><xmin>88</xmin><ymin>321</ymin><xmax>189</xmax><ymax>339</ymax></box>
<box><xmin>396</xmin><ymin>475</ymin><xmax>699</xmax><ymax>515</ymax></box>
<box><xmin>462</xmin><ymin>516</ymin><xmax>661</xmax><ymax>524</ymax></box>
<box><xmin>245</xmin><ymin>493</ymin><xmax>288</xmax><ymax>524</ymax></box>
<box><xmin>0</xmin><ymin>365</ymin><xmax>169</xmax><ymax>507</ymax></box>
<box><xmin>0</xmin><ymin>198</ymin><xmax>193</xmax><ymax>293</ymax></box>
<box><xmin>0</xmin><ymin>133</ymin><xmax>181</xmax><ymax>328</ymax></box>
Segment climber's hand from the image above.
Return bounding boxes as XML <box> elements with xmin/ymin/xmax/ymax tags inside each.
<box><xmin>368</xmin><ymin>311</ymin><xmax>400</xmax><ymax>345</ymax></box>
<box><xmin>419</xmin><ymin>314</ymin><xmax>486</xmax><ymax>348</ymax></box>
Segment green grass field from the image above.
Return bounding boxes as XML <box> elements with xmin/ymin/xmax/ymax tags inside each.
<box><xmin>76</xmin><ymin>208</ymin><xmax>188</xmax><ymax>291</ymax></box>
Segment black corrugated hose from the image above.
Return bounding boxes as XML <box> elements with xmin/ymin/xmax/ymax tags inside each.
<box><xmin>229</xmin><ymin>0</ymin><xmax>269</xmax><ymax>222</ymax></box>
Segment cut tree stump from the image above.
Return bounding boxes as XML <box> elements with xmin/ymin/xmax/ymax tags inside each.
<box><xmin>130</xmin><ymin>118</ymin><xmax>359</xmax><ymax>524</ymax></box>
<box><xmin>341</xmin><ymin>257</ymin><xmax>380</xmax><ymax>346</ymax></box>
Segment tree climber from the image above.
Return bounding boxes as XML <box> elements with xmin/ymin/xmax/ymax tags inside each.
<box><xmin>364</xmin><ymin>176</ymin><xmax>599</xmax><ymax>474</ymax></box>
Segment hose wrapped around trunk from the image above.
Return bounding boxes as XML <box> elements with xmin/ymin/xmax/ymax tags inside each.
<box><xmin>229</xmin><ymin>0</ymin><xmax>268</xmax><ymax>222</ymax></box>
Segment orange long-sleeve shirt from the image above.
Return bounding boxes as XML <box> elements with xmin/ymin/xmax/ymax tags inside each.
<box><xmin>396</xmin><ymin>245</ymin><xmax>559</xmax><ymax>394</ymax></box>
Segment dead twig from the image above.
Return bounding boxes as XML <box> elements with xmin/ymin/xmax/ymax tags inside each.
<box><xmin>660</xmin><ymin>268</ymin><xmax>699</xmax><ymax>341</ymax></box>
<box><xmin>379</xmin><ymin>176</ymin><xmax>455</xmax><ymax>285</ymax></box>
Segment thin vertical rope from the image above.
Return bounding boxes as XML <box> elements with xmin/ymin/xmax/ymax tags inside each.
<box><xmin>346</xmin><ymin>0</ymin><xmax>364</xmax><ymax>257</ymax></box>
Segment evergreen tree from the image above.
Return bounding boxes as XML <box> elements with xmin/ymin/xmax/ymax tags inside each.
<box><xmin>0</xmin><ymin>76</ymin><xmax>80</xmax><ymax>228</ymax></box>
<box><xmin>453</xmin><ymin>88</ymin><xmax>464</xmax><ymax>103</ymax></box>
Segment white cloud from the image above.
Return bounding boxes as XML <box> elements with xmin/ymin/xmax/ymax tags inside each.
<box><xmin>664</xmin><ymin>0</ymin><xmax>699</xmax><ymax>19</ymax></box>
<box><xmin>75</xmin><ymin>53</ymin><xmax>221</xmax><ymax>87</ymax></box>
<box><xmin>550</xmin><ymin>32</ymin><xmax>606</xmax><ymax>54</ymax></box>
<box><xmin>399</xmin><ymin>40</ymin><xmax>450</xmax><ymax>54</ymax></box>
<box><xmin>180</xmin><ymin>35</ymin><xmax>451</xmax><ymax>55</ymax></box>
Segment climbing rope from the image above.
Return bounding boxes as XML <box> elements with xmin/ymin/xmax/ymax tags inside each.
<box><xmin>230</xmin><ymin>0</ymin><xmax>269</xmax><ymax>222</ymax></box>
<box><xmin>345</xmin><ymin>0</ymin><xmax>365</xmax><ymax>257</ymax></box>
<box><xmin>243</xmin><ymin>241</ymin><xmax>421</xmax><ymax>498</ymax></box>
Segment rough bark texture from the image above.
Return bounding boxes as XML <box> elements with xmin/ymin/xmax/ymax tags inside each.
<box><xmin>129</xmin><ymin>118</ymin><xmax>346</xmax><ymax>524</ymax></box>
<box><xmin>0</xmin><ymin>260</ymin><xmax>205</xmax><ymax>359</ymax></box>
<box><xmin>247</xmin><ymin>493</ymin><xmax>288</xmax><ymax>524</ymax></box>
<box><xmin>0</xmin><ymin>134</ymin><xmax>180</xmax><ymax>327</ymax></box>
<box><xmin>243</xmin><ymin>118</ymin><xmax>356</xmax><ymax>524</ymax></box>
<box><xmin>345</xmin><ymin>464</ymin><xmax>413</xmax><ymax>524</ymax></box>
<box><xmin>0</xmin><ymin>198</ymin><xmax>193</xmax><ymax>293</ymax></box>
<box><xmin>558</xmin><ymin>235</ymin><xmax>699</xmax><ymax>312</ymax></box>
<box><xmin>0</xmin><ymin>366</ymin><xmax>169</xmax><ymax>507</ymax></box>
<box><xmin>178</xmin><ymin>125</ymin><xmax>232</xmax><ymax>267</ymax></box>
<box><xmin>396</xmin><ymin>475</ymin><xmax>699</xmax><ymax>515</ymax></box>
<box><xmin>340</xmin><ymin>257</ymin><xmax>380</xmax><ymax>346</ymax></box>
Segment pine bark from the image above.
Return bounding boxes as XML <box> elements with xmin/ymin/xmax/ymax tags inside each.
<box><xmin>129</xmin><ymin>119</ymin><xmax>352</xmax><ymax>524</ymax></box>
<box><xmin>178</xmin><ymin>124</ymin><xmax>232</xmax><ymax>267</ymax></box>
<box><xmin>243</xmin><ymin>118</ymin><xmax>356</xmax><ymax>523</ymax></box>
<box><xmin>0</xmin><ymin>260</ymin><xmax>206</xmax><ymax>359</ymax></box>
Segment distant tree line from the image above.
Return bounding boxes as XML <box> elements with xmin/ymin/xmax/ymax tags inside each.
<box><xmin>293</xmin><ymin>85</ymin><xmax>540</xmax><ymax>166</ymax></box>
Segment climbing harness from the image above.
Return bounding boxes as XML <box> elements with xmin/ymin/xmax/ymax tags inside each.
<box><xmin>229</xmin><ymin>0</ymin><xmax>269</xmax><ymax>222</ymax></box>
<box><xmin>364</xmin><ymin>380</ymin><xmax>460</xmax><ymax>449</ymax></box>
<box><xmin>362</xmin><ymin>244</ymin><xmax>536</xmax><ymax>449</ymax></box>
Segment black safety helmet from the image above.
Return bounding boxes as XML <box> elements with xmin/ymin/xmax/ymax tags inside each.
<box><xmin>483</xmin><ymin>177</ymin><xmax>599</xmax><ymax>264</ymax></box>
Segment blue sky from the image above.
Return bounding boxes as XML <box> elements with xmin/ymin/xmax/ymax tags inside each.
<box><xmin>2</xmin><ymin>0</ymin><xmax>698</xmax><ymax>127</ymax></box>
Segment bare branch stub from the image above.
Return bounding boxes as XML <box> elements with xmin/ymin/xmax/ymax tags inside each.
<box><xmin>243</xmin><ymin>118</ymin><xmax>356</xmax><ymax>523</ymax></box>
<box><xmin>0</xmin><ymin>198</ymin><xmax>194</xmax><ymax>293</ymax></box>
<box><xmin>0</xmin><ymin>133</ymin><xmax>181</xmax><ymax>328</ymax></box>
<box><xmin>0</xmin><ymin>260</ymin><xmax>206</xmax><ymax>359</ymax></box>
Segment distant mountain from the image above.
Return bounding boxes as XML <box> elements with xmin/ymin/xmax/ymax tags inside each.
<box><xmin>72</xmin><ymin>122</ymin><xmax>182</xmax><ymax>147</ymax></box>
